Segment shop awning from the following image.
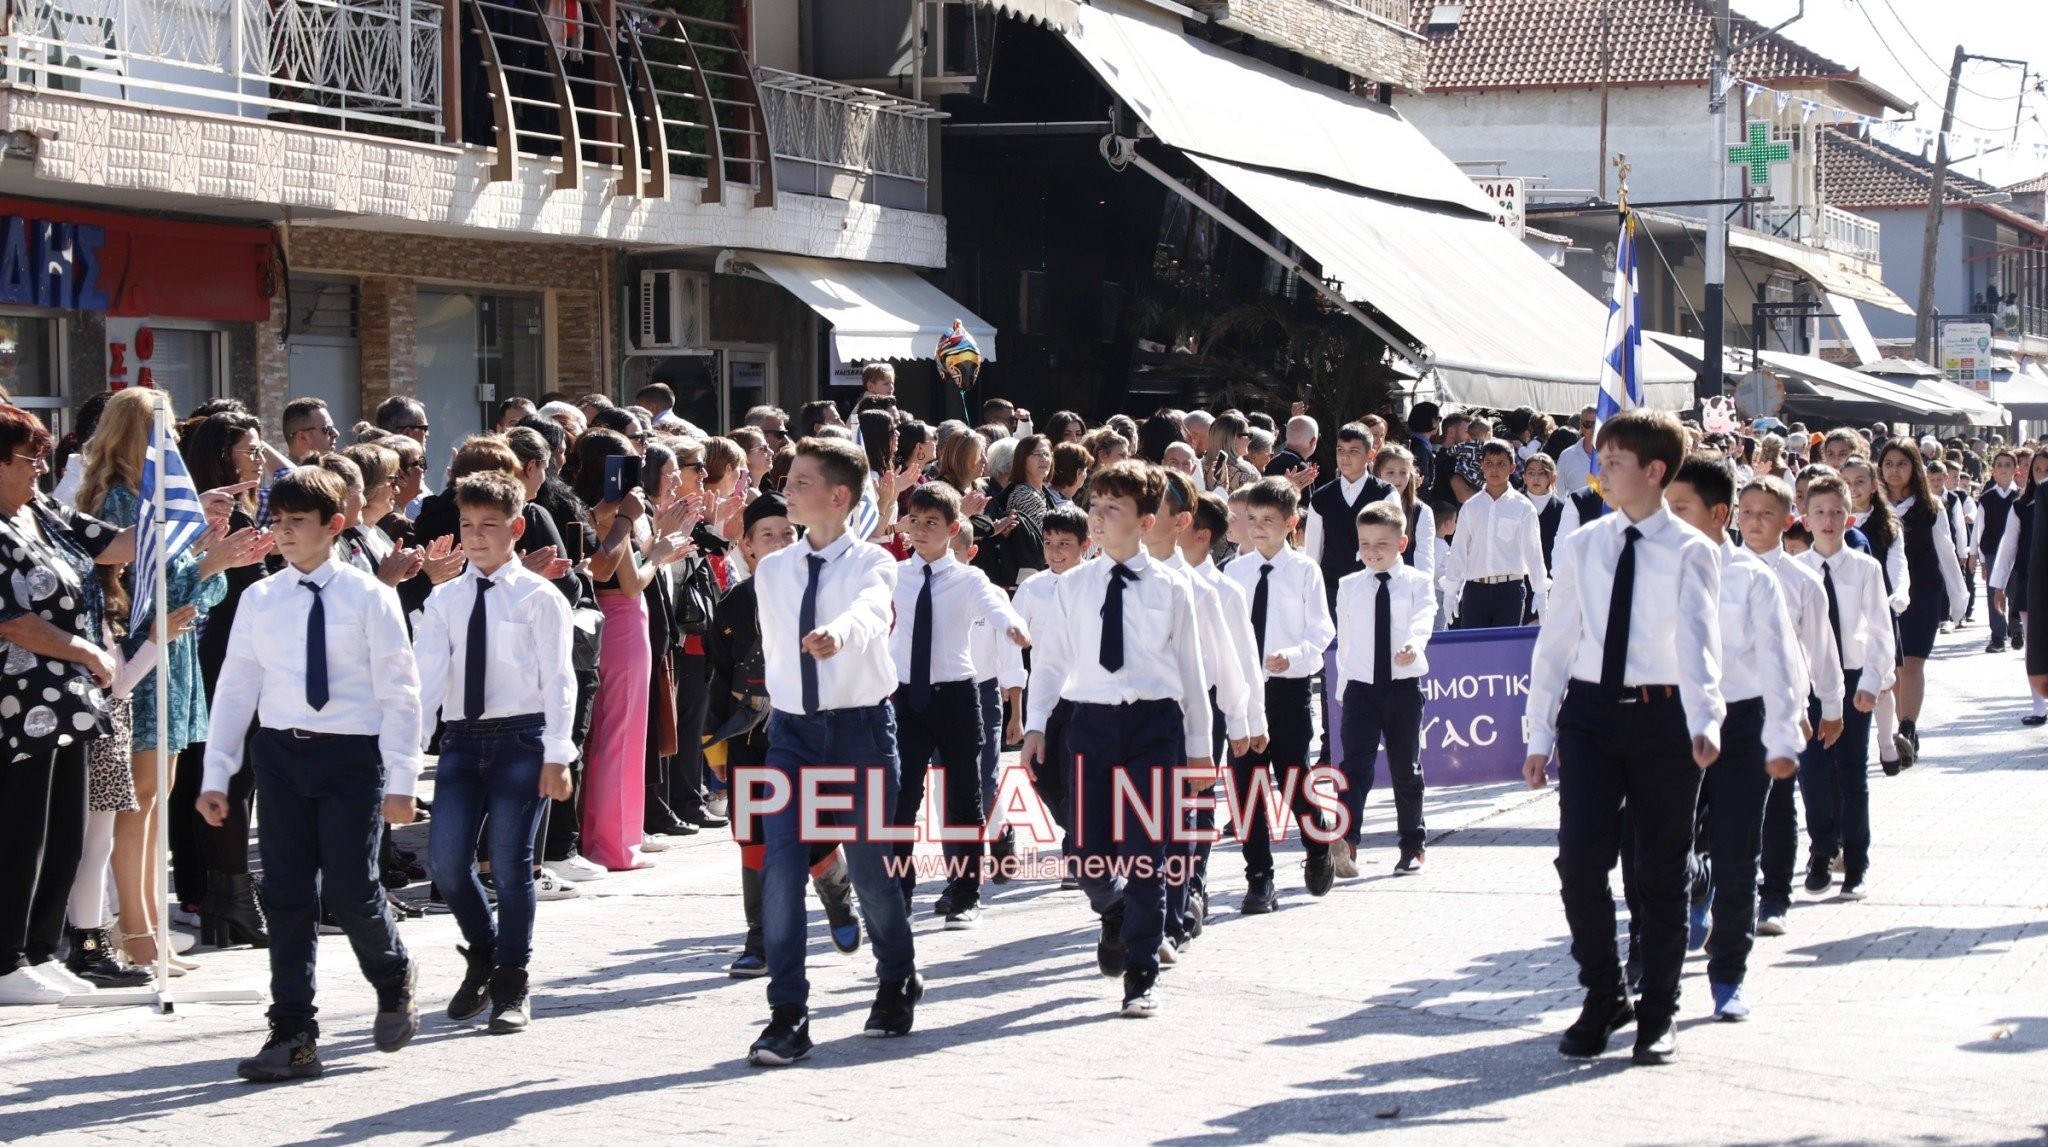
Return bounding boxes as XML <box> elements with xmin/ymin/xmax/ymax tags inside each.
<box><xmin>1993</xmin><ymin>365</ymin><xmax>2048</xmax><ymax>421</ymax></box>
<box><xmin>1190</xmin><ymin>157</ymin><xmax>1698</xmax><ymax>412</ymax></box>
<box><xmin>1857</xmin><ymin>360</ymin><xmax>2009</xmax><ymax>426</ymax></box>
<box><xmin>1647</xmin><ymin>333</ymin><xmax>1984</xmax><ymax>424</ymax></box>
<box><xmin>1727</xmin><ymin>228</ymin><xmax>1913</xmax><ymax>315</ymax></box>
<box><xmin>1063</xmin><ymin>0</ymin><xmax>1497</xmax><ymax>215</ymax></box>
<box><xmin>731</xmin><ymin>253</ymin><xmax>997</xmax><ymax>364</ymax></box>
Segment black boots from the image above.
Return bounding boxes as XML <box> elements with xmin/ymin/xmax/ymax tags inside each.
<box><xmin>64</xmin><ymin>926</ymin><xmax>150</xmax><ymax>987</ymax></box>
<box><xmin>488</xmin><ymin>967</ymin><xmax>531</xmax><ymax>1034</ymax></box>
<box><xmin>448</xmin><ymin>944</ymin><xmax>495</xmax><ymax>1021</ymax></box>
<box><xmin>201</xmin><ymin>872</ymin><xmax>269</xmax><ymax>949</ymax></box>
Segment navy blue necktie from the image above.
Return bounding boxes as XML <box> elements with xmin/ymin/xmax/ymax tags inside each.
<box><xmin>302</xmin><ymin>580</ymin><xmax>328</xmax><ymax>711</ymax></box>
<box><xmin>1374</xmin><ymin>571</ymin><xmax>1394</xmax><ymax>685</ymax></box>
<box><xmin>909</xmin><ymin>564</ymin><xmax>934</xmax><ymax>710</ymax></box>
<box><xmin>464</xmin><ymin>577</ymin><xmax>494</xmax><ymax>720</ymax></box>
<box><xmin>799</xmin><ymin>553</ymin><xmax>824</xmax><ymax>714</ymax></box>
<box><xmin>1600</xmin><ymin>526</ymin><xmax>1641</xmax><ymax>692</ymax></box>
<box><xmin>1823</xmin><ymin>560</ymin><xmax>1844</xmax><ymax>668</ymax></box>
<box><xmin>1100</xmin><ymin>563</ymin><xmax>1137</xmax><ymax>671</ymax></box>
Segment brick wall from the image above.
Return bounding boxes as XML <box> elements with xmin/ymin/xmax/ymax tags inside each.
<box><xmin>1194</xmin><ymin>0</ymin><xmax>1428</xmax><ymax>89</ymax></box>
<box><xmin>358</xmin><ymin>275</ymin><xmax>417</xmax><ymax>419</ymax></box>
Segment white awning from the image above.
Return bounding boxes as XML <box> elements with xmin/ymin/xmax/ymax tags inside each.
<box><xmin>1646</xmin><ymin>333</ymin><xmax>1989</xmax><ymax>424</ymax></box>
<box><xmin>1728</xmin><ymin>228</ymin><xmax>1913</xmax><ymax>315</ymax></box>
<box><xmin>733</xmin><ymin>253</ymin><xmax>997</xmax><ymax>364</ymax></box>
<box><xmin>1064</xmin><ymin>0</ymin><xmax>1497</xmax><ymax>215</ymax></box>
<box><xmin>1190</xmin><ymin>157</ymin><xmax>1698</xmax><ymax>412</ymax></box>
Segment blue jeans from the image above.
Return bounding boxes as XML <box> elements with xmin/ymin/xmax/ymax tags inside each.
<box><xmin>429</xmin><ymin>715</ymin><xmax>550</xmax><ymax>970</ymax></box>
<box><xmin>761</xmin><ymin>704</ymin><xmax>917</xmax><ymax>1010</ymax></box>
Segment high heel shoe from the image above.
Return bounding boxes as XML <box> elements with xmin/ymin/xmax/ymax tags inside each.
<box><xmin>113</xmin><ymin>929</ymin><xmax>188</xmax><ymax>977</ymax></box>
<box><xmin>200</xmin><ymin>872</ymin><xmax>270</xmax><ymax>950</ymax></box>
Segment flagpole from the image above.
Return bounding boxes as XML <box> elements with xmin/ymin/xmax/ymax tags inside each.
<box><xmin>152</xmin><ymin>401</ymin><xmax>174</xmax><ymax>1011</ymax></box>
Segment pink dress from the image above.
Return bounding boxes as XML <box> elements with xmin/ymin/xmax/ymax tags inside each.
<box><xmin>582</xmin><ymin>590</ymin><xmax>651</xmax><ymax>870</ymax></box>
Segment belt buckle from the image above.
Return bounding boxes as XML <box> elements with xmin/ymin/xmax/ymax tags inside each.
<box><xmin>290</xmin><ymin>728</ymin><xmax>313</xmax><ymax>740</ymax></box>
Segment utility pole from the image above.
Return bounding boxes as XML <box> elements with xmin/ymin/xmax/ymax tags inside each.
<box><xmin>1913</xmin><ymin>49</ymin><xmax>2029</xmax><ymax>363</ymax></box>
<box><xmin>1702</xmin><ymin>0</ymin><xmax>1731</xmax><ymax>408</ymax></box>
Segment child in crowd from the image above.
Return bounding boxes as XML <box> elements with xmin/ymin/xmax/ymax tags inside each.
<box><xmin>1333</xmin><ymin>502</ymin><xmax>1435</xmax><ymax>877</ymax></box>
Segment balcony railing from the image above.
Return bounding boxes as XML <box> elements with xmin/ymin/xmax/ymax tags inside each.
<box><xmin>2</xmin><ymin>0</ymin><xmax>443</xmax><ymax>139</ymax></box>
<box><xmin>757</xmin><ymin>68</ymin><xmax>940</xmax><ymax>213</ymax></box>
<box><xmin>1322</xmin><ymin>0</ymin><xmax>1410</xmax><ymax>24</ymax></box>
<box><xmin>1756</xmin><ymin>203</ymin><xmax>1884</xmax><ymax>265</ymax></box>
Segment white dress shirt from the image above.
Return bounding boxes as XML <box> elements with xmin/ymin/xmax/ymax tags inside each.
<box><xmin>1794</xmin><ymin>545</ymin><xmax>1896</xmax><ymax>690</ymax></box>
<box><xmin>1187</xmin><ymin>554</ymin><xmax>1268</xmax><ymax>739</ymax></box>
<box><xmin>1524</xmin><ymin>508</ymin><xmax>1725</xmax><ymax>760</ymax></box>
<box><xmin>1441</xmin><ymin>486</ymin><xmax>1549</xmax><ymax>610</ymax></box>
<box><xmin>1976</xmin><ymin>482</ymin><xmax>2017</xmax><ymax>563</ymax></box>
<box><xmin>1717</xmin><ymin>540</ymin><xmax>1805</xmax><ymax>763</ymax></box>
<box><xmin>1165</xmin><ymin>550</ymin><xmax>1254</xmax><ymax>741</ymax></box>
<box><xmin>1991</xmin><ymin>501</ymin><xmax>2026</xmax><ymax>591</ymax></box>
<box><xmin>1303</xmin><ymin>472</ymin><xmax>1397</xmax><ymax>568</ymax></box>
<box><xmin>1334</xmin><ymin>563</ymin><xmax>1436</xmax><ymax>684</ymax></box>
<box><xmin>1894</xmin><ymin>496</ymin><xmax>1970</xmax><ymax>625</ymax></box>
<box><xmin>890</xmin><ymin>551</ymin><xmax>1023</xmax><ymax>687</ymax></box>
<box><xmin>203</xmin><ymin>558</ymin><xmax>424</xmax><ymax>796</ymax></box>
<box><xmin>1850</xmin><ymin>510</ymin><xmax>1912</xmax><ymax>614</ymax></box>
<box><xmin>1002</xmin><ymin>567</ymin><xmax>1064</xmax><ymax>693</ymax></box>
<box><xmin>1024</xmin><ymin>551</ymin><xmax>1212</xmax><ymax>758</ymax></box>
<box><xmin>1222</xmin><ymin>545</ymin><xmax>1334</xmax><ymax>680</ymax></box>
<box><xmin>756</xmin><ymin>530</ymin><xmax>898</xmax><ymax>715</ymax></box>
<box><xmin>1556</xmin><ymin>441</ymin><xmax>1594</xmax><ymax>493</ymax></box>
<box><xmin>413</xmin><ymin>561</ymin><xmax>576</xmax><ymax>763</ymax></box>
<box><xmin>1751</xmin><ymin>543</ymin><xmax>1845</xmax><ymax>722</ymax></box>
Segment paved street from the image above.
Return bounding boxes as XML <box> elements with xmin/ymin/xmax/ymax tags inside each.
<box><xmin>5</xmin><ymin>620</ymin><xmax>2048</xmax><ymax>1145</ymax></box>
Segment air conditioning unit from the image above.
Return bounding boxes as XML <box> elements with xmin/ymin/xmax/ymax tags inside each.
<box><xmin>637</xmin><ymin>269</ymin><xmax>708</xmax><ymax>351</ymax></box>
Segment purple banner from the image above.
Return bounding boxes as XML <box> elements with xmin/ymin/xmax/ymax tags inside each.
<box><xmin>1379</xmin><ymin>625</ymin><xmax>1538</xmax><ymax>787</ymax></box>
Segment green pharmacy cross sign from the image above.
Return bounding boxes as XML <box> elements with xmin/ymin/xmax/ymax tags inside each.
<box><xmin>1729</xmin><ymin>122</ymin><xmax>1791</xmax><ymax>187</ymax></box>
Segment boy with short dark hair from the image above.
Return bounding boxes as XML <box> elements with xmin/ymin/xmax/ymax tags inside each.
<box><xmin>1522</xmin><ymin>410</ymin><xmax>1725</xmax><ymax>1066</ymax></box>
<box><xmin>1443</xmin><ymin>439</ymin><xmax>1547</xmax><ymax>628</ymax></box>
<box><xmin>1334</xmin><ymin>502</ymin><xmax>1435</xmax><ymax>877</ymax></box>
<box><xmin>1223</xmin><ymin>478</ymin><xmax>1337</xmax><ymax>913</ymax></box>
<box><xmin>1009</xmin><ymin>505</ymin><xmax>1090</xmax><ymax>878</ymax></box>
<box><xmin>415</xmin><ymin>474</ymin><xmax>576</xmax><ymax>1033</ymax></box>
<box><xmin>1023</xmin><ymin>461</ymin><xmax>1212</xmax><ymax>1017</ymax></box>
<box><xmin>199</xmin><ymin>466</ymin><xmax>424</xmax><ymax>1081</ymax></box>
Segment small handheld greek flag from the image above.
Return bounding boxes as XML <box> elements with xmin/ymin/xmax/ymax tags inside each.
<box><xmin>131</xmin><ymin>415</ymin><xmax>210</xmax><ymax>637</ymax></box>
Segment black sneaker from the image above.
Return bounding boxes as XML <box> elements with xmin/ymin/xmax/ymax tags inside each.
<box><xmin>943</xmin><ymin>900</ymin><xmax>983</xmax><ymax>930</ymax></box>
<box><xmin>748</xmin><ymin>1005</ymin><xmax>812</xmax><ymax>1065</ymax></box>
<box><xmin>1632</xmin><ymin>1013</ymin><xmax>1678</xmax><ymax>1065</ymax></box>
<box><xmin>372</xmin><ymin>961</ymin><xmax>420</xmax><ymax>1052</ymax></box>
<box><xmin>1120</xmin><ymin>969</ymin><xmax>1159</xmax><ymax>1018</ymax></box>
<box><xmin>1186</xmin><ymin>889</ymin><xmax>1206</xmax><ymax>939</ymax></box>
<box><xmin>447</xmin><ymin>944</ymin><xmax>494</xmax><ymax>1022</ymax></box>
<box><xmin>1304</xmin><ymin>851</ymin><xmax>1334</xmax><ymax>897</ymax></box>
<box><xmin>1804</xmin><ymin>851</ymin><xmax>1835</xmax><ymax>894</ymax></box>
<box><xmin>487</xmin><ymin>967</ymin><xmax>530</xmax><ymax>1034</ymax></box>
<box><xmin>236</xmin><ymin>1027</ymin><xmax>323</xmax><ymax>1082</ymax></box>
<box><xmin>864</xmin><ymin>972</ymin><xmax>925</xmax><ymax>1037</ymax></box>
<box><xmin>1395</xmin><ymin>847</ymin><xmax>1426</xmax><ymax>875</ymax></box>
<box><xmin>1241</xmin><ymin>875</ymin><xmax>1277</xmax><ymax>915</ymax></box>
<box><xmin>932</xmin><ymin>886</ymin><xmax>957</xmax><ymax>918</ymax></box>
<box><xmin>990</xmin><ymin>828</ymin><xmax>1017</xmax><ymax>886</ymax></box>
<box><xmin>1557</xmin><ymin>992</ymin><xmax>1635</xmax><ymax>1057</ymax></box>
<box><xmin>1840</xmin><ymin>870</ymin><xmax>1869</xmax><ymax>900</ymax></box>
<box><xmin>1096</xmin><ymin>913</ymin><xmax>1127</xmax><ymax>978</ymax></box>
<box><xmin>1987</xmin><ymin>639</ymin><xmax>2009</xmax><ymax>653</ymax></box>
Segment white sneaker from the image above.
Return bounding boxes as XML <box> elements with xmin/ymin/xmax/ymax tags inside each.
<box><xmin>29</xmin><ymin>962</ymin><xmax>94</xmax><ymax>995</ymax></box>
<box><xmin>169</xmin><ymin>903</ymin><xmax>202</xmax><ymax>929</ymax></box>
<box><xmin>549</xmin><ymin>854</ymin><xmax>608</xmax><ymax>883</ymax></box>
<box><xmin>0</xmin><ymin>966</ymin><xmax>68</xmax><ymax>1005</ymax></box>
<box><xmin>534</xmin><ymin>869</ymin><xmax>582</xmax><ymax>901</ymax></box>
<box><xmin>640</xmin><ymin>835</ymin><xmax>672</xmax><ymax>853</ymax></box>
<box><xmin>1756</xmin><ymin>913</ymin><xmax>1788</xmax><ymax>937</ymax></box>
<box><xmin>1330</xmin><ymin>839</ymin><xmax>1359</xmax><ymax>880</ymax></box>
<box><xmin>707</xmin><ymin>792</ymin><xmax>730</xmax><ymax>819</ymax></box>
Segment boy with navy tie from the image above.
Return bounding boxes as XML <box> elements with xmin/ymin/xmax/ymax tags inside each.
<box><xmin>890</xmin><ymin>483</ymin><xmax>1027</xmax><ymax>929</ymax></box>
<box><xmin>413</xmin><ymin>474</ymin><xmax>577</xmax><ymax>1034</ymax></box>
<box><xmin>744</xmin><ymin>438</ymin><xmax>920</xmax><ymax>1066</ymax></box>
<box><xmin>199</xmin><ymin>466</ymin><xmax>423</xmax><ymax>1082</ymax></box>
<box><xmin>1224</xmin><ymin>478</ymin><xmax>1337</xmax><ymax>913</ymax></box>
<box><xmin>1023</xmin><ymin>461</ymin><xmax>1212</xmax><ymax>1018</ymax></box>
<box><xmin>1334</xmin><ymin>502</ymin><xmax>1435</xmax><ymax>877</ymax></box>
<box><xmin>1523</xmin><ymin>410</ymin><xmax>1724</xmax><ymax>1066</ymax></box>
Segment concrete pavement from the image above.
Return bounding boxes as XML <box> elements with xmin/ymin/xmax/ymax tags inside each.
<box><xmin>4</xmin><ymin>621</ymin><xmax>2047</xmax><ymax>1144</ymax></box>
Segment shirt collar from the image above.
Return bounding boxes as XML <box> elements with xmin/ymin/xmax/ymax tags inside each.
<box><xmin>910</xmin><ymin>550</ymin><xmax>957</xmax><ymax>574</ymax></box>
<box><xmin>297</xmin><ymin>558</ymin><xmax>340</xmax><ymax>588</ymax></box>
<box><xmin>1625</xmin><ymin>506</ymin><xmax>1677</xmax><ymax>540</ymax></box>
<box><xmin>1338</xmin><ymin>473</ymin><xmax>1368</xmax><ymax>499</ymax></box>
<box><xmin>467</xmin><ymin>560</ymin><xmax>521</xmax><ymax>586</ymax></box>
<box><xmin>804</xmin><ymin>530</ymin><xmax>857</xmax><ymax>564</ymax></box>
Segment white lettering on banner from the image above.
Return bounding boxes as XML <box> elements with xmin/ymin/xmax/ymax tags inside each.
<box><xmin>1420</xmin><ymin>672</ymin><xmax>1529</xmax><ymax>702</ymax></box>
<box><xmin>1422</xmin><ymin>714</ymin><xmax>1516</xmax><ymax>751</ymax></box>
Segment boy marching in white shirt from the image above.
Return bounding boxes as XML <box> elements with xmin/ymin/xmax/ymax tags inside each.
<box><xmin>198</xmin><ymin>466</ymin><xmax>423</xmax><ymax>1083</ymax></box>
<box><xmin>1522</xmin><ymin>410</ymin><xmax>1725</xmax><ymax>1067</ymax></box>
<box><xmin>1223</xmin><ymin>478</ymin><xmax>1337</xmax><ymax>913</ymax></box>
<box><xmin>1007</xmin><ymin>506</ymin><xmax>1090</xmax><ymax>878</ymax></box>
<box><xmin>413</xmin><ymin>474</ymin><xmax>576</xmax><ymax>1034</ymax></box>
<box><xmin>1443</xmin><ymin>440</ymin><xmax>1548</xmax><ymax>627</ymax></box>
<box><xmin>1333</xmin><ymin>502</ymin><xmax>1435</xmax><ymax>878</ymax></box>
<box><xmin>1793</xmin><ymin>474</ymin><xmax>1894</xmax><ymax>903</ymax></box>
<box><xmin>1662</xmin><ymin>456</ymin><xmax>1804</xmax><ymax>1022</ymax></box>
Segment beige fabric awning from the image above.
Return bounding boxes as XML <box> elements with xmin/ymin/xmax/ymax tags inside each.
<box><xmin>735</xmin><ymin>252</ymin><xmax>998</xmax><ymax>363</ymax></box>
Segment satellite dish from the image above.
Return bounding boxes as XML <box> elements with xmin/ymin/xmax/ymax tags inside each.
<box><xmin>1734</xmin><ymin>369</ymin><xmax>1785</xmax><ymax>419</ymax></box>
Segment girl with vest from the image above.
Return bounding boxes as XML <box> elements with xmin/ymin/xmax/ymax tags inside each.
<box><xmin>1875</xmin><ymin>440</ymin><xmax>1967</xmax><ymax>766</ymax></box>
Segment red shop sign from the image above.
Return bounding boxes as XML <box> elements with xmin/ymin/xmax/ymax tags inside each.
<box><xmin>0</xmin><ymin>196</ymin><xmax>273</xmax><ymax>322</ymax></box>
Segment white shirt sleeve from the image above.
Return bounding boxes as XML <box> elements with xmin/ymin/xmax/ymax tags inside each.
<box><xmin>412</xmin><ymin>589</ymin><xmax>450</xmax><ymax>752</ymax></box>
<box><xmin>367</xmin><ymin>585</ymin><xmax>426</xmax><ymax>797</ymax></box>
<box><xmin>200</xmin><ymin>595</ymin><xmax>264</xmax><ymax>795</ymax></box>
<box><xmin>1523</xmin><ymin>531</ymin><xmax>1584</xmax><ymax>760</ymax></box>
<box><xmin>1992</xmin><ymin>506</ymin><xmax>2020</xmax><ymax>591</ymax></box>
<box><xmin>1410</xmin><ymin>503</ymin><xmax>1436</xmax><ymax>586</ymax></box>
<box><xmin>1932</xmin><ymin>514</ymin><xmax>1968</xmax><ymax>625</ymax></box>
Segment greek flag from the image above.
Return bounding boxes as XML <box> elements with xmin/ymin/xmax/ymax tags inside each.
<box><xmin>130</xmin><ymin>417</ymin><xmax>209</xmax><ymax>637</ymax></box>
<box><xmin>1589</xmin><ymin>205</ymin><xmax>1644</xmax><ymax>478</ymax></box>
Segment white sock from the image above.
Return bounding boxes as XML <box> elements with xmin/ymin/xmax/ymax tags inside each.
<box><xmin>2031</xmin><ymin>694</ymin><xmax>2045</xmax><ymax>718</ymax></box>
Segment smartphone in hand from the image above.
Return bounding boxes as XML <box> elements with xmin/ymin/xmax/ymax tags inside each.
<box><xmin>604</xmin><ymin>454</ymin><xmax>643</xmax><ymax>503</ymax></box>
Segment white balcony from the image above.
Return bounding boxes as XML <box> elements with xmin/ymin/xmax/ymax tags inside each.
<box><xmin>757</xmin><ymin>67</ymin><xmax>944</xmax><ymax>214</ymax></box>
<box><xmin>1755</xmin><ymin>203</ymin><xmax>1884</xmax><ymax>266</ymax></box>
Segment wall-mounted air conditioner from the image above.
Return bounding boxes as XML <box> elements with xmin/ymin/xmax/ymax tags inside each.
<box><xmin>637</xmin><ymin>269</ymin><xmax>708</xmax><ymax>351</ymax></box>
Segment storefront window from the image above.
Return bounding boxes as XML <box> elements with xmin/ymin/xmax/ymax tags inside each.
<box><xmin>144</xmin><ymin>328</ymin><xmax>221</xmax><ymax>419</ymax></box>
<box><xmin>0</xmin><ymin>315</ymin><xmax>58</xmax><ymax>398</ymax></box>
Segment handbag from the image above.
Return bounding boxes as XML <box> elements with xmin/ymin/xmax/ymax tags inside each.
<box><xmin>570</xmin><ymin>603</ymin><xmax>605</xmax><ymax>673</ymax></box>
<box><xmin>672</xmin><ymin>554</ymin><xmax>718</xmax><ymax>638</ymax></box>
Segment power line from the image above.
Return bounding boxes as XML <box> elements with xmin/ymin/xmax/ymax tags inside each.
<box><xmin>1844</xmin><ymin>0</ymin><xmax>2023</xmax><ymax>129</ymax></box>
<box><xmin>1864</xmin><ymin>0</ymin><xmax>2013</xmax><ymax>100</ymax></box>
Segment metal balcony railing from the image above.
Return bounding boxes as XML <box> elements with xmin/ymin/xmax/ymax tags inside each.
<box><xmin>756</xmin><ymin>67</ymin><xmax>940</xmax><ymax>213</ymax></box>
<box><xmin>1756</xmin><ymin>203</ymin><xmax>1884</xmax><ymax>265</ymax></box>
<box><xmin>3</xmin><ymin>0</ymin><xmax>442</xmax><ymax>139</ymax></box>
<box><xmin>1323</xmin><ymin>0</ymin><xmax>1409</xmax><ymax>24</ymax></box>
